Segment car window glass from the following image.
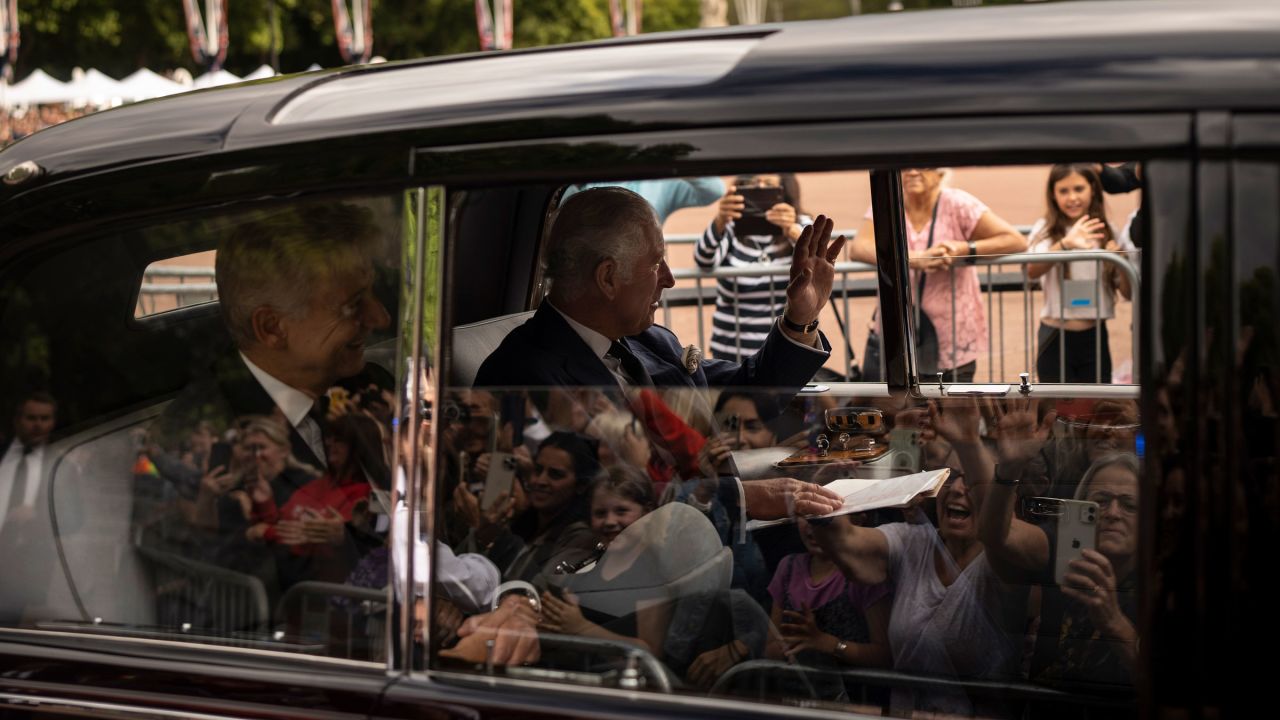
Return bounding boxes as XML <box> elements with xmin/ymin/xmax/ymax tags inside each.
<box><xmin>889</xmin><ymin>164</ymin><xmax>1142</xmax><ymax>387</ymax></box>
<box><xmin>423</xmin><ymin>167</ymin><xmax>1144</xmax><ymax>717</ymax></box>
<box><xmin>135</xmin><ymin>250</ymin><xmax>218</xmax><ymax>319</ymax></box>
<box><xmin>0</xmin><ymin>192</ymin><xmax>412</xmax><ymax>663</ymax></box>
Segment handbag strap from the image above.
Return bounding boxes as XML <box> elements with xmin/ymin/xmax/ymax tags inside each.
<box><xmin>914</xmin><ymin>194</ymin><xmax>943</xmax><ymax>332</ymax></box>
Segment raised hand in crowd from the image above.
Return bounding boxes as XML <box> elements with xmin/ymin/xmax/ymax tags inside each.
<box><xmin>985</xmin><ymin>398</ymin><xmax>1057</xmax><ymax>472</ymax></box>
<box><xmin>199</xmin><ymin>464</ymin><xmax>237</xmax><ymax>496</ymax></box>
<box><xmin>925</xmin><ymin>399</ymin><xmax>983</xmax><ymax>446</ymax></box>
<box><xmin>1062</xmin><ymin>215</ymin><xmax>1107</xmax><ymax>250</ymax></box>
<box><xmin>713</xmin><ymin>185</ymin><xmax>744</xmax><ymax>234</ymax></box>
<box><xmin>696</xmin><ymin>434</ymin><xmax>735</xmax><ymax>477</ymax></box>
<box><xmin>454</xmin><ymin>483</ymin><xmax>517</xmax><ymax>532</ymax></box>
<box><xmin>765</xmin><ymin>201</ymin><xmax>800</xmax><ymax>240</ymax></box>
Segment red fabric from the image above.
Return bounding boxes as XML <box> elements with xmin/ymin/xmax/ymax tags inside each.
<box><xmin>262</xmin><ymin>473</ymin><xmax>370</xmax><ymax>554</ymax></box>
<box><xmin>280</xmin><ymin>473</ymin><xmax>370</xmax><ymax>523</ymax></box>
<box><xmin>631</xmin><ymin>389</ymin><xmax>707</xmax><ymax>482</ymax></box>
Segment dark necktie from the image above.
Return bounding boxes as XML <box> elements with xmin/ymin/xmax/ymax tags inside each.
<box><xmin>8</xmin><ymin>444</ymin><xmax>33</xmax><ymax>511</ymax></box>
<box><xmin>608</xmin><ymin>339</ymin><xmax>653</xmax><ymax>387</ymax></box>
<box><xmin>301</xmin><ymin>397</ymin><xmax>330</xmax><ymax>468</ymax></box>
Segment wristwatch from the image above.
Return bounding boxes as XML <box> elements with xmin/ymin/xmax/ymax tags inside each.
<box><xmin>993</xmin><ymin>463</ymin><xmax>1021</xmax><ymax>487</ymax></box>
<box><xmin>966</xmin><ymin>239</ymin><xmax>978</xmax><ymax>265</ymax></box>
<box><xmin>780</xmin><ymin>313</ymin><xmax>819</xmax><ymax>334</ymax></box>
<box><xmin>491</xmin><ymin>580</ymin><xmax>542</xmax><ymax>614</ymax></box>
<box><xmin>834</xmin><ymin>640</ymin><xmax>849</xmax><ymax>657</ymax></box>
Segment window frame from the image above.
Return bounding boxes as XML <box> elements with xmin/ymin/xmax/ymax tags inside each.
<box><xmin>0</xmin><ymin>187</ymin><xmax>425</xmax><ymax>683</ymax></box>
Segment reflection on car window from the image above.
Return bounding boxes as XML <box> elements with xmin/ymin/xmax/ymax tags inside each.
<box><xmin>427</xmin><ymin>169</ymin><xmax>1144</xmax><ymax>716</ymax></box>
<box><xmin>0</xmin><ymin>193</ymin><xmax>407</xmax><ymax>661</ymax></box>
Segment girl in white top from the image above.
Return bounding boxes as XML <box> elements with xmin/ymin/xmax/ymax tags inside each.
<box><xmin>1027</xmin><ymin>164</ymin><xmax>1136</xmax><ymax>383</ymax></box>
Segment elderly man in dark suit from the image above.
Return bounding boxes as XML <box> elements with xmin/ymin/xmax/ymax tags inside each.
<box><xmin>458</xmin><ymin>187</ymin><xmax>847</xmax><ymax>668</ymax></box>
<box><xmin>476</xmin><ymin>186</ymin><xmax>845</xmax><ymax>525</ymax></box>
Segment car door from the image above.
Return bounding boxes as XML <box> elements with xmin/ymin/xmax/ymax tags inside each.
<box><xmin>0</xmin><ymin>182</ymin><xmax>435</xmax><ymax>719</ymax></box>
<box><xmin>376</xmin><ymin>109</ymin><xmax>1194</xmax><ymax>718</ymax></box>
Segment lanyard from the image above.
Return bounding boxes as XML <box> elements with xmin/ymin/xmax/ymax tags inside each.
<box><xmin>914</xmin><ymin>195</ymin><xmax>943</xmax><ymax>332</ymax></box>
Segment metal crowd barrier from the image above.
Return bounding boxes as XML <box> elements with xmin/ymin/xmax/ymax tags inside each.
<box><xmin>661</xmin><ymin>246</ymin><xmax>1139</xmax><ymax>385</ymax></box>
<box><xmin>137</xmin><ymin>265</ymin><xmax>217</xmax><ymax>316</ymax></box>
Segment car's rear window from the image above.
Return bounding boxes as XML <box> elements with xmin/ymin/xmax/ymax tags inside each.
<box><xmin>135</xmin><ymin>251</ymin><xmax>217</xmax><ymax>318</ymax></box>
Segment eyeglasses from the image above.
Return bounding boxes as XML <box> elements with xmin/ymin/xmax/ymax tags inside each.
<box><xmin>1087</xmin><ymin>491</ymin><xmax>1138</xmax><ymax>514</ymax></box>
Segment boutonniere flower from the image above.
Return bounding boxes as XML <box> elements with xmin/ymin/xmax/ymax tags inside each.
<box><xmin>681</xmin><ymin>344</ymin><xmax>702</xmax><ymax>375</ymax></box>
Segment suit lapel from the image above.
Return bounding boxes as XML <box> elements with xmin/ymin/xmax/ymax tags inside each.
<box><xmin>218</xmin><ymin>355</ymin><xmax>326</xmax><ymax>469</ymax></box>
<box><xmin>629</xmin><ymin>329</ymin><xmax>697</xmax><ymax>388</ymax></box>
<box><xmin>531</xmin><ymin>303</ymin><xmax>621</xmax><ymax>388</ymax></box>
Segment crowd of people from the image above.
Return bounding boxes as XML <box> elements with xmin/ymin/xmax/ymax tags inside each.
<box><xmin>0</xmin><ymin>106</ymin><xmax>87</xmax><ymax>147</ymax></box>
<box><xmin>53</xmin><ymin>168</ymin><xmax>1147</xmax><ymax>714</ymax></box>
<box><xmin>430</xmin><ymin>381</ymin><xmax>1142</xmax><ymax>714</ymax></box>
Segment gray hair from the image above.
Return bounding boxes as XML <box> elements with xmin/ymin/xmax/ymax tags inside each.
<box><xmin>216</xmin><ymin>203</ymin><xmax>381</xmax><ymax>349</ymax></box>
<box><xmin>1074</xmin><ymin>451</ymin><xmax>1141</xmax><ymax>500</ymax></box>
<box><xmin>543</xmin><ymin>187</ymin><xmax>659</xmax><ymax>301</ymax></box>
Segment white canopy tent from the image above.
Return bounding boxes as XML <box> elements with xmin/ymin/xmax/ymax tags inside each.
<box><xmin>241</xmin><ymin>64</ymin><xmax>277</xmax><ymax>81</ymax></box>
<box><xmin>4</xmin><ymin>68</ymin><xmax>74</xmax><ymax>108</ymax></box>
<box><xmin>192</xmin><ymin>68</ymin><xmax>242</xmax><ymax>89</ymax></box>
<box><xmin>116</xmin><ymin>68</ymin><xmax>187</xmax><ymax>102</ymax></box>
<box><xmin>65</xmin><ymin>68</ymin><xmax>126</xmax><ymax>108</ymax></box>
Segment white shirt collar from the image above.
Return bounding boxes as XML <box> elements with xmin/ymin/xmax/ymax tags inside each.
<box><xmin>547</xmin><ymin>301</ymin><xmax>614</xmax><ymax>361</ymax></box>
<box><xmin>239</xmin><ymin>351</ymin><xmax>316</xmax><ymax>429</ymax></box>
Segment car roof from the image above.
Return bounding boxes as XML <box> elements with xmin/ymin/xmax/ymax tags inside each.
<box><xmin>2</xmin><ymin>0</ymin><xmax>1278</xmax><ymax>204</ymax></box>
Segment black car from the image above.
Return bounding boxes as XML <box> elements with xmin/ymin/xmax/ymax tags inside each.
<box><xmin>1</xmin><ymin>0</ymin><xmax>1277</xmax><ymax>717</ymax></box>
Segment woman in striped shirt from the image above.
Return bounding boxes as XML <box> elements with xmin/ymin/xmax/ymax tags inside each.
<box><xmin>695</xmin><ymin>174</ymin><xmax>809</xmax><ymax>361</ymax></box>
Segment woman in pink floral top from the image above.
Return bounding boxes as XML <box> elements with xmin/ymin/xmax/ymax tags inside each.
<box><xmin>852</xmin><ymin>169</ymin><xmax>1026</xmax><ymax>381</ymax></box>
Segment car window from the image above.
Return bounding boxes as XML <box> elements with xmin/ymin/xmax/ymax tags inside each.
<box><xmin>0</xmin><ymin>191</ymin><xmax>416</xmax><ymax>663</ymax></box>
<box><xmin>887</xmin><ymin>164</ymin><xmax>1142</xmax><ymax>388</ymax></box>
<box><xmin>135</xmin><ymin>251</ymin><xmax>218</xmax><ymax>319</ymax></box>
<box><xmin>423</xmin><ymin>166</ymin><xmax>1145</xmax><ymax>717</ymax></box>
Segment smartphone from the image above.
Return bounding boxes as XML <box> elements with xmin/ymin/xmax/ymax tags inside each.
<box><xmin>887</xmin><ymin>428</ymin><xmax>921</xmax><ymax>474</ymax></box>
<box><xmin>1029</xmin><ymin>497</ymin><xmax>1100</xmax><ymax>586</ymax></box>
<box><xmin>734</xmin><ymin>186</ymin><xmax>785</xmax><ymax>236</ymax></box>
<box><xmin>207</xmin><ymin>441</ymin><xmax>232</xmax><ymax>472</ymax></box>
<box><xmin>481</xmin><ymin>451</ymin><xmax>518</xmax><ymax>511</ymax></box>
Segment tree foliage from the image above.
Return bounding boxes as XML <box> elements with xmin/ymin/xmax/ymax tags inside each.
<box><xmin>11</xmin><ymin>0</ymin><xmax>1036</xmax><ymax>80</ymax></box>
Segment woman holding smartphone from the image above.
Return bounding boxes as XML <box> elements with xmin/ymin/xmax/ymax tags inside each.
<box><xmin>696</xmin><ymin>173</ymin><xmax>809</xmax><ymax>361</ymax></box>
<box><xmin>975</xmin><ymin>400</ymin><xmax>1140</xmax><ymax>690</ymax></box>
